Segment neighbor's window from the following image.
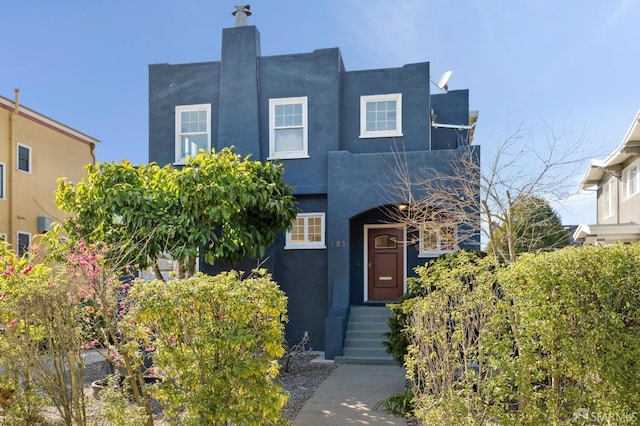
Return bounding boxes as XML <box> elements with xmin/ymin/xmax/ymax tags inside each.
<box><xmin>17</xmin><ymin>144</ymin><xmax>31</xmax><ymax>173</ymax></box>
<box><xmin>360</xmin><ymin>93</ymin><xmax>403</xmax><ymax>138</ymax></box>
<box><xmin>285</xmin><ymin>212</ymin><xmax>325</xmax><ymax>249</ymax></box>
<box><xmin>175</xmin><ymin>104</ymin><xmax>211</xmax><ymax>163</ymax></box>
<box><xmin>419</xmin><ymin>223</ymin><xmax>457</xmax><ymax>257</ymax></box>
<box><xmin>622</xmin><ymin>160</ymin><xmax>639</xmax><ymax>200</ymax></box>
<box><xmin>0</xmin><ymin>163</ymin><xmax>5</xmax><ymax>199</ymax></box>
<box><xmin>269</xmin><ymin>97</ymin><xmax>308</xmax><ymax>159</ymax></box>
<box><xmin>602</xmin><ymin>179</ymin><xmax>615</xmax><ymax>218</ymax></box>
<box><xmin>17</xmin><ymin>232</ymin><xmax>31</xmax><ymax>257</ymax></box>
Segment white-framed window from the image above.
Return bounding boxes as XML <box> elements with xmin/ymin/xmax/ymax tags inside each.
<box><xmin>175</xmin><ymin>104</ymin><xmax>211</xmax><ymax>164</ymax></box>
<box><xmin>0</xmin><ymin>163</ymin><xmax>5</xmax><ymax>199</ymax></box>
<box><xmin>360</xmin><ymin>93</ymin><xmax>403</xmax><ymax>138</ymax></box>
<box><xmin>269</xmin><ymin>97</ymin><xmax>309</xmax><ymax>159</ymax></box>
<box><xmin>418</xmin><ymin>223</ymin><xmax>458</xmax><ymax>257</ymax></box>
<box><xmin>16</xmin><ymin>231</ymin><xmax>31</xmax><ymax>257</ymax></box>
<box><xmin>285</xmin><ymin>212</ymin><xmax>326</xmax><ymax>249</ymax></box>
<box><xmin>622</xmin><ymin>160</ymin><xmax>639</xmax><ymax>200</ymax></box>
<box><xmin>602</xmin><ymin>178</ymin><xmax>616</xmax><ymax>219</ymax></box>
<box><xmin>17</xmin><ymin>144</ymin><xmax>31</xmax><ymax>173</ymax></box>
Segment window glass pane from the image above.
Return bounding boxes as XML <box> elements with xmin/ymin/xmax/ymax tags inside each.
<box><xmin>0</xmin><ymin>164</ymin><xmax>4</xmax><ymax>198</ymax></box>
<box><xmin>181</xmin><ymin>134</ymin><xmax>208</xmax><ymax>158</ymax></box>
<box><xmin>274</xmin><ymin>128</ymin><xmax>303</xmax><ymax>152</ymax></box>
<box><xmin>308</xmin><ymin>217</ymin><xmax>322</xmax><ymax>242</ymax></box>
<box><xmin>18</xmin><ymin>146</ymin><xmax>30</xmax><ymax>171</ymax></box>
<box><xmin>422</xmin><ymin>229</ymin><xmax>437</xmax><ymax>251</ymax></box>
<box><xmin>375</xmin><ymin>235</ymin><xmax>397</xmax><ymax>249</ymax></box>
<box><xmin>441</xmin><ymin>226</ymin><xmax>456</xmax><ymax>250</ymax></box>
<box><xmin>275</xmin><ymin>103</ymin><xmax>302</xmax><ymax>128</ymax></box>
<box><xmin>290</xmin><ymin>217</ymin><xmax>305</xmax><ymax>242</ymax></box>
<box><xmin>17</xmin><ymin>233</ymin><xmax>30</xmax><ymax>257</ymax></box>
<box><xmin>365</xmin><ymin>100</ymin><xmax>397</xmax><ymax>133</ymax></box>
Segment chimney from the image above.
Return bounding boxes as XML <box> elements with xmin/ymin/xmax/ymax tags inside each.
<box><xmin>217</xmin><ymin>7</ymin><xmax>261</xmax><ymax>158</ymax></box>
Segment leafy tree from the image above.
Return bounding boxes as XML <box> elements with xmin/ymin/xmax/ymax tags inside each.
<box><xmin>56</xmin><ymin>148</ymin><xmax>299</xmax><ymax>279</ymax></box>
<box><xmin>487</xmin><ymin>195</ymin><xmax>570</xmax><ymax>259</ymax></box>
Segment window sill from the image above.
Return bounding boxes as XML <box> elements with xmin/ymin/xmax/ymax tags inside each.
<box><xmin>268</xmin><ymin>154</ymin><xmax>310</xmax><ymax>161</ymax></box>
<box><xmin>418</xmin><ymin>249</ymin><xmax>457</xmax><ymax>258</ymax></box>
<box><xmin>284</xmin><ymin>244</ymin><xmax>326</xmax><ymax>250</ymax></box>
<box><xmin>359</xmin><ymin>132</ymin><xmax>403</xmax><ymax>139</ymax></box>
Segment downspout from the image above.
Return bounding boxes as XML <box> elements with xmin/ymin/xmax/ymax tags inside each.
<box><xmin>8</xmin><ymin>89</ymin><xmax>19</xmax><ymax>248</ymax></box>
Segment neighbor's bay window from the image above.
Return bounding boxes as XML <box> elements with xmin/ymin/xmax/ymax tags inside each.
<box><xmin>623</xmin><ymin>160</ymin><xmax>639</xmax><ymax>200</ymax></box>
<box><xmin>602</xmin><ymin>179</ymin><xmax>615</xmax><ymax>218</ymax></box>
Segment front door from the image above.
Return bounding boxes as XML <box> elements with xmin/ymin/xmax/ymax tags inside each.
<box><xmin>367</xmin><ymin>227</ymin><xmax>404</xmax><ymax>301</ymax></box>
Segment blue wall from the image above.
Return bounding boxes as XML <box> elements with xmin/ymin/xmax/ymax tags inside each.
<box><xmin>148</xmin><ymin>25</ymin><xmax>480</xmax><ymax>358</ymax></box>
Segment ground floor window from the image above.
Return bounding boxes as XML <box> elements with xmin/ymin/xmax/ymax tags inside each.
<box><xmin>285</xmin><ymin>212</ymin><xmax>326</xmax><ymax>249</ymax></box>
<box><xmin>17</xmin><ymin>231</ymin><xmax>31</xmax><ymax>257</ymax></box>
<box><xmin>418</xmin><ymin>223</ymin><xmax>457</xmax><ymax>257</ymax></box>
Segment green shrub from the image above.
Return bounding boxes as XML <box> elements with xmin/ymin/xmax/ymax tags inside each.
<box><xmin>384</xmin><ymin>250</ymin><xmax>487</xmax><ymax>365</ymax></box>
<box><xmin>127</xmin><ymin>271</ymin><xmax>289</xmax><ymax>426</ymax></box>
<box><xmin>406</xmin><ymin>245</ymin><xmax>640</xmax><ymax>425</ymax></box>
<box><xmin>496</xmin><ymin>245</ymin><xmax>640</xmax><ymax>424</ymax></box>
<box><xmin>405</xmin><ymin>251</ymin><xmax>502</xmax><ymax>425</ymax></box>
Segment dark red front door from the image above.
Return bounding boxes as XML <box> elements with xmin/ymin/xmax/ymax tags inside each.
<box><xmin>367</xmin><ymin>227</ymin><xmax>404</xmax><ymax>301</ymax></box>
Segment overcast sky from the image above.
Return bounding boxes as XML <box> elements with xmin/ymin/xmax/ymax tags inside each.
<box><xmin>3</xmin><ymin>1</ymin><xmax>639</xmax><ymax>226</ymax></box>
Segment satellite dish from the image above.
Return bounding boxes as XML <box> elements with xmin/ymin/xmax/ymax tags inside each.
<box><xmin>437</xmin><ymin>71</ymin><xmax>452</xmax><ymax>92</ymax></box>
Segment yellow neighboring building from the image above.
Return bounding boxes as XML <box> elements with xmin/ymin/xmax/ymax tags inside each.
<box><xmin>0</xmin><ymin>89</ymin><xmax>99</xmax><ymax>255</ymax></box>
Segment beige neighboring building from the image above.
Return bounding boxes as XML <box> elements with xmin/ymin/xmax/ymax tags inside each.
<box><xmin>574</xmin><ymin>111</ymin><xmax>640</xmax><ymax>245</ymax></box>
<box><xmin>0</xmin><ymin>90</ymin><xmax>99</xmax><ymax>255</ymax></box>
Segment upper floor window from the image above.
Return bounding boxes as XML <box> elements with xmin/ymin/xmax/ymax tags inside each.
<box><xmin>17</xmin><ymin>144</ymin><xmax>31</xmax><ymax>173</ymax></box>
<box><xmin>418</xmin><ymin>223</ymin><xmax>457</xmax><ymax>257</ymax></box>
<box><xmin>602</xmin><ymin>179</ymin><xmax>615</xmax><ymax>218</ymax></box>
<box><xmin>175</xmin><ymin>104</ymin><xmax>211</xmax><ymax>164</ymax></box>
<box><xmin>622</xmin><ymin>160</ymin><xmax>639</xmax><ymax>200</ymax></box>
<box><xmin>0</xmin><ymin>163</ymin><xmax>4</xmax><ymax>199</ymax></box>
<box><xmin>360</xmin><ymin>94</ymin><xmax>403</xmax><ymax>138</ymax></box>
<box><xmin>17</xmin><ymin>232</ymin><xmax>31</xmax><ymax>258</ymax></box>
<box><xmin>285</xmin><ymin>212</ymin><xmax>325</xmax><ymax>249</ymax></box>
<box><xmin>269</xmin><ymin>97</ymin><xmax>308</xmax><ymax>159</ymax></box>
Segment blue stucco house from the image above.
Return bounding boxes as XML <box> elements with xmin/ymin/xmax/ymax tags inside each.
<box><xmin>148</xmin><ymin>18</ymin><xmax>480</xmax><ymax>360</ymax></box>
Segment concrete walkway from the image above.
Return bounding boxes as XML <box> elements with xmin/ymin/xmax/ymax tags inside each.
<box><xmin>294</xmin><ymin>364</ymin><xmax>408</xmax><ymax>425</ymax></box>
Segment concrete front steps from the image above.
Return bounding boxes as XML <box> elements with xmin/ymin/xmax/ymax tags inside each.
<box><xmin>334</xmin><ymin>305</ymin><xmax>396</xmax><ymax>365</ymax></box>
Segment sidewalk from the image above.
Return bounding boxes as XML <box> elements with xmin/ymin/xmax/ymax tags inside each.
<box><xmin>294</xmin><ymin>363</ymin><xmax>407</xmax><ymax>425</ymax></box>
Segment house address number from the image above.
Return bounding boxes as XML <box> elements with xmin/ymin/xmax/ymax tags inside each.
<box><xmin>330</xmin><ymin>240</ymin><xmax>347</xmax><ymax>248</ymax></box>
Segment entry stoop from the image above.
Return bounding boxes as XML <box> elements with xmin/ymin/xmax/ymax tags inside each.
<box><xmin>334</xmin><ymin>305</ymin><xmax>396</xmax><ymax>365</ymax></box>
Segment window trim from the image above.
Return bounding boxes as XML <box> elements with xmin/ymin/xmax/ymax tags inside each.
<box><xmin>175</xmin><ymin>104</ymin><xmax>212</xmax><ymax>164</ymax></box>
<box><xmin>622</xmin><ymin>159</ymin><xmax>639</xmax><ymax>201</ymax></box>
<box><xmin>285</xmin><ymin>212</ymin><xmax>326</xmax><ymax>249</ymax></box>
<box><xmin>268</xmin><ymin>96</ymin><xmax>309</xmax><ymax>160</ymax></box>
<box><xmin>0</xmin><ymin>163</ymin><xmax>5</xmax><ymax>199</ymax></box>
<box><xmin>16</xmin><ymin>231</ymin><xmax>31</xmax><ymax>257</ymax></box>
<box><xmin>418</xmin><ymin>223</ymin><xmax>458</xmax><ymax>257</ymax></box>
<box><xmin>17</xmin><ymin>143</ymin><xmax>32</xmax><ymax>173</ymax></box>
<box><xmin>360</xmin><ymin>93</ymin><xmax>403</xmax><ymax>138</ymax></box>
<box><xmin>602</xmin><ymin>178</ymin><xmax>616</xmax><ymax>219</ymax></box>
